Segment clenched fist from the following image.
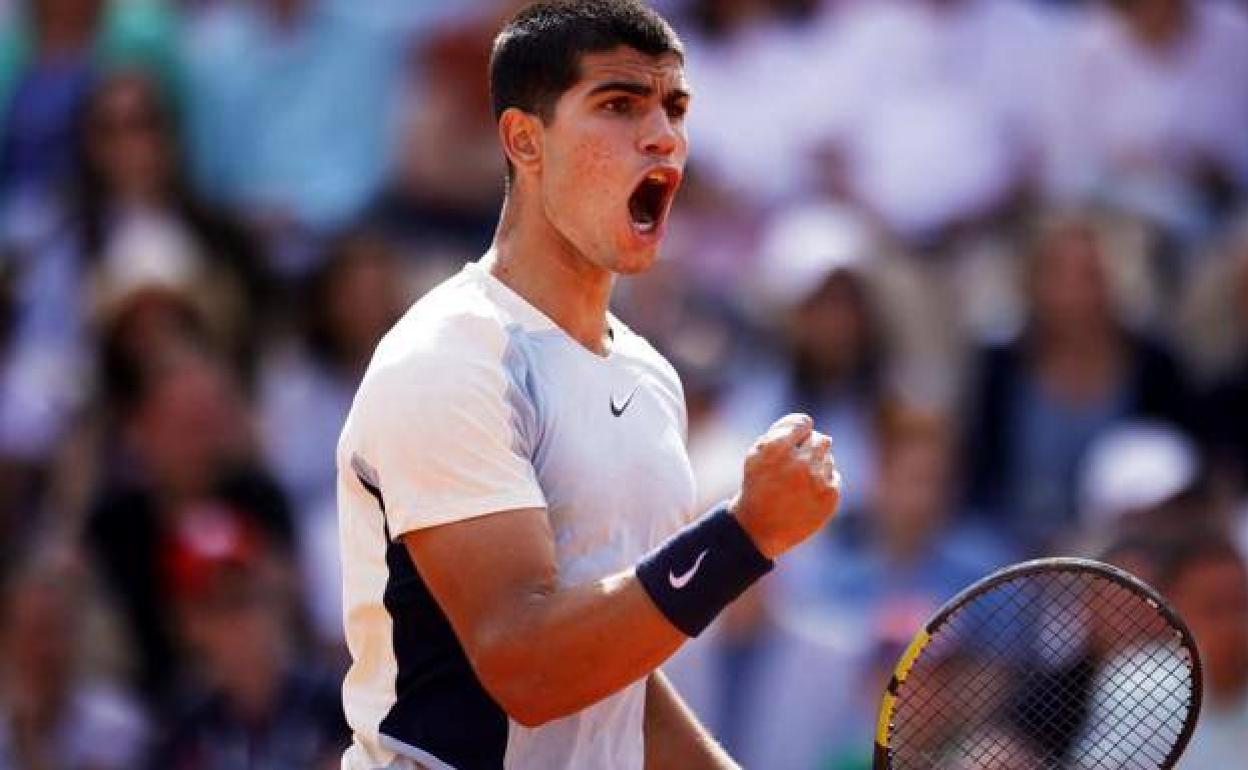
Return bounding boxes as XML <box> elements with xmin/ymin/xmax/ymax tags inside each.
<box><xmin>731</xmin><ymin>413</ymin><xmax>841</xmax><ymax>560</ymax></box>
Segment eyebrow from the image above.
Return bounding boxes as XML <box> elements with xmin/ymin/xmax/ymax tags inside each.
<box><xmin>587</xmin><ymin>80</ymin><xmax>691</xmax><ymax>103</ymax></box>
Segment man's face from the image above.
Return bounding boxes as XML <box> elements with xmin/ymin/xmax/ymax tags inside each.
<box><xmin>535</xmin><ymin>46</ymin><xmax>690</xmax><ymax>275</ymax></box>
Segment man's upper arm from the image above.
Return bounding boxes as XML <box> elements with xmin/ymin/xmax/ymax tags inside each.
<box><xmin>401</xmin><ymin>507</ymin><xmax>558</xmax><ymax>666</ymax></box>
<box><xmin>354</xmin><ymin>322</ymin><xmax>557</xmax><ymax>663</ymax></box>
<box><xmin>358</xmin><ymin>323</ymin><xmax>545</xmax><ymax>537</ymax></box>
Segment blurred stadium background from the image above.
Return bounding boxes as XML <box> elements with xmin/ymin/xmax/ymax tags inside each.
<box><xmin>1</xmin><ymin>0</ymin><xmax>1247</xmax><ymax>767</ymax></box>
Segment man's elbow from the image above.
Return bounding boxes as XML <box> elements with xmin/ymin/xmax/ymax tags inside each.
<box><xmin>471</xmin><ymin>639</ymin><xmax>563</xmax><ymax>728</ymax></box>
<box><xmin>502</xmin><ymin>698</ymin><xmax>559</xmax><ymax>729</ymax></box>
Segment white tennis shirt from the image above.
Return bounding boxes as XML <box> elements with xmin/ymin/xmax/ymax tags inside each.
<box><xmin>337</xmin><ymin>259</ymin><xmax>697</xmax><ymax>769</ymax></box>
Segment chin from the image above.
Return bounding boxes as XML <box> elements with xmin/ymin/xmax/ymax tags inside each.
<box><xmin>611</xmin><ymin>245</ymin><xmax>660</xmax><ymax>275</ymax></box>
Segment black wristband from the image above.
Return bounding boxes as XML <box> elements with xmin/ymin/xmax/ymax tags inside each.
<box><xmin>635</xmin><ymin>504</ymin><xmax>774</xmax><ymax>637</ymax></box>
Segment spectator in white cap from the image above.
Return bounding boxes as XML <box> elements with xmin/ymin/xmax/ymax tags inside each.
<box><xmin>1078</xmin><ymin>420</ymin><xmax>1199</xmax><ymax>532</ymax></box>
<box><xmin>87</xmin><ymin>207</ymin><xmax>243</xmax><ymax>412</ymax></box>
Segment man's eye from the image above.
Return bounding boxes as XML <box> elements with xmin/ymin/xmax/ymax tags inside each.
<box><xmin>603</xmin><ymin>98</ymin><xmax>632</xmax><ymax>114</ymax></box>
<box><xmin>667</xmin><ymin>103</ymin><xmax>687</xmax><ymax>121</ymax></box>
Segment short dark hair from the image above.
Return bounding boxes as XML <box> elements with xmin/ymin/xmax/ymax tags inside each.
<box><xmin>490</xmin><ymin>0</ymin><xmax>683</xmax><ymax>123</ymax></box>
<box><xmin>1100</xmin><ymin>525</ymin><xmax>1245</xmax><ymax>594</ymax></box>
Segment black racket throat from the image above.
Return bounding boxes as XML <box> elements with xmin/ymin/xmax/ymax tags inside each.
<box><xmin>873</xmin><ymin>557</ymin><xmax>1203</xmax><ymax>770</ymax></box>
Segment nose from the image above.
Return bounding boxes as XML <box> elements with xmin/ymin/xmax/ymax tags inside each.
<box><xmin>640</xmin><ymin>106</ymin><xmax>681</xmax><ymax>159</ymax></box>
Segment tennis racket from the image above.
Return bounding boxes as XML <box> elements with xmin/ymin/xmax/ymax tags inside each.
<box><xmin>873</xmin><ymin>557</ymin><xmax>1202</xmax><ymax>770</ymax></box>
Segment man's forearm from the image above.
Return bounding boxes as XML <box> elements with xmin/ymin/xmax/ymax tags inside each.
<box><xmin>405</xmin><ymin>478</ymin><xmax>801</xmax><ymax>730</ymax></box>
<box><xmin>410</xmin><ymin>505</ymin><xmax>771</xmax><ymax>728</ymax></box>
<box><xmin>472</xmin><ymin>506</ymin><xmax>772</xmax><ymax>725</ymax></box>
<box><xmin>473</xmin><ymin>570</ymin><xmax>686</xmax><ymax>726</ymax></box>
<box><xmin>644</xmin><ymin>671</ymin><xmax>739</xmax><ymax>770</ymax></box>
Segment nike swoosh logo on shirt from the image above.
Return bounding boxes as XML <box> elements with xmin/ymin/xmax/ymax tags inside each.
<box><xmin>669</xmin><ymin>549</ymin><xmax>709</xmax><ymax>589</ymax></box>
<box><xmin>610</xmin><ymin>385</ymin><xmax>639</xmax><ymax>417</ymax></box>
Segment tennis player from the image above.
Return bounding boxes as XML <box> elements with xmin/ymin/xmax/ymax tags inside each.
<box><xmin>336</xmin><ymin>2</ymin><xmax>841</xmax><ymax>768</ymax></box>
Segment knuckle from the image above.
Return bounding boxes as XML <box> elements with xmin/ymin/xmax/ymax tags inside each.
<box><xmin>759</xmin><ymin>441</ymin><xmax>785</xmax><ymax>460</ymax></box>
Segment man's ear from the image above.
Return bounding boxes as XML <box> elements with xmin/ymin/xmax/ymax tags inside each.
<box><xmin>499</xmin><ymin>107</ymin><xmax>543</xmax><ymax>174</ymax></box>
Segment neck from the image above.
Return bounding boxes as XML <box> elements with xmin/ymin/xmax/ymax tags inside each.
<box><xmin>486</xmin><ymin>189</ymin><xmax>615</xmax><ymax>356</ymax></box>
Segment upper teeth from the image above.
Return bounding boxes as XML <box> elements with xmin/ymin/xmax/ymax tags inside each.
<box><xmin>647</xmin><ymin>172</ymin><xmax>666</xmax><ymax>185</ymax></box>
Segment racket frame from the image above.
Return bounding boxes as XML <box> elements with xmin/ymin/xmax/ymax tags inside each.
<box><xmin>872</xmin><ymin>556</ymin><xmax>1204</xmax><ymax>770</ymax></box>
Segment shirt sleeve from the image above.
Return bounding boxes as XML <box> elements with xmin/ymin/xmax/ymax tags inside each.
<box><xmin>357</xmin><ymin>333</ymin><xmax>546</xmax><ymax>539</ymax></box>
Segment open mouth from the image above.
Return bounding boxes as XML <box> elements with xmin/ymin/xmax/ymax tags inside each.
<box><xmin>627</xmin><ymin>168</ymin><xmax>679</xmax><ymax>236</ymax></box>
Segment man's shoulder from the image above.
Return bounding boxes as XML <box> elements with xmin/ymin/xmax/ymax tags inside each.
<box><xmin>378</xmin><ymin>268</ymin><xmax>513</xmax><ymax>367</ymax></box>
<box><xmin>353</xmin><ymin>266</ymin><xmax>523</xmax><ymax>413</ymax></box>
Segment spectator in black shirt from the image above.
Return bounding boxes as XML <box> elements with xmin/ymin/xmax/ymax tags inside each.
<box><xmin>148</xmin><ymin>505</ymin><xmax>346</xmax><ymax>770</ymax></box>
<box><xmin>84</xmin><ymin>347</ymin><xmax>293</xmax><ymax>702</ymax></box>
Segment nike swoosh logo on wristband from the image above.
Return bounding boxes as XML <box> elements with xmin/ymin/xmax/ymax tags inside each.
<box><xmin>669</xmin><ymin>549</ymin><xmax>709</xmax><ymax>589</ymax></box>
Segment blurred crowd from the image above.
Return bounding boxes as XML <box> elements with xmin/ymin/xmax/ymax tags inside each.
<box><xmin>1</xmin><ymin>0</ymin><xmax>1247</xmax><ymax>768</ymax></box>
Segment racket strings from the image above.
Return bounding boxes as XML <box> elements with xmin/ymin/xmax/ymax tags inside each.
<box><xmin>888</xmin><ymin>570</ymin><xmax>1195</xmax><ymax>770</ymax></box>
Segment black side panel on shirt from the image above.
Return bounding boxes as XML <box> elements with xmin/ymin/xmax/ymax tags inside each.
<box><xmin>357</xmin><ymin>472</ymin><xmax>509</xmax><ymax>769</ymax></box>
